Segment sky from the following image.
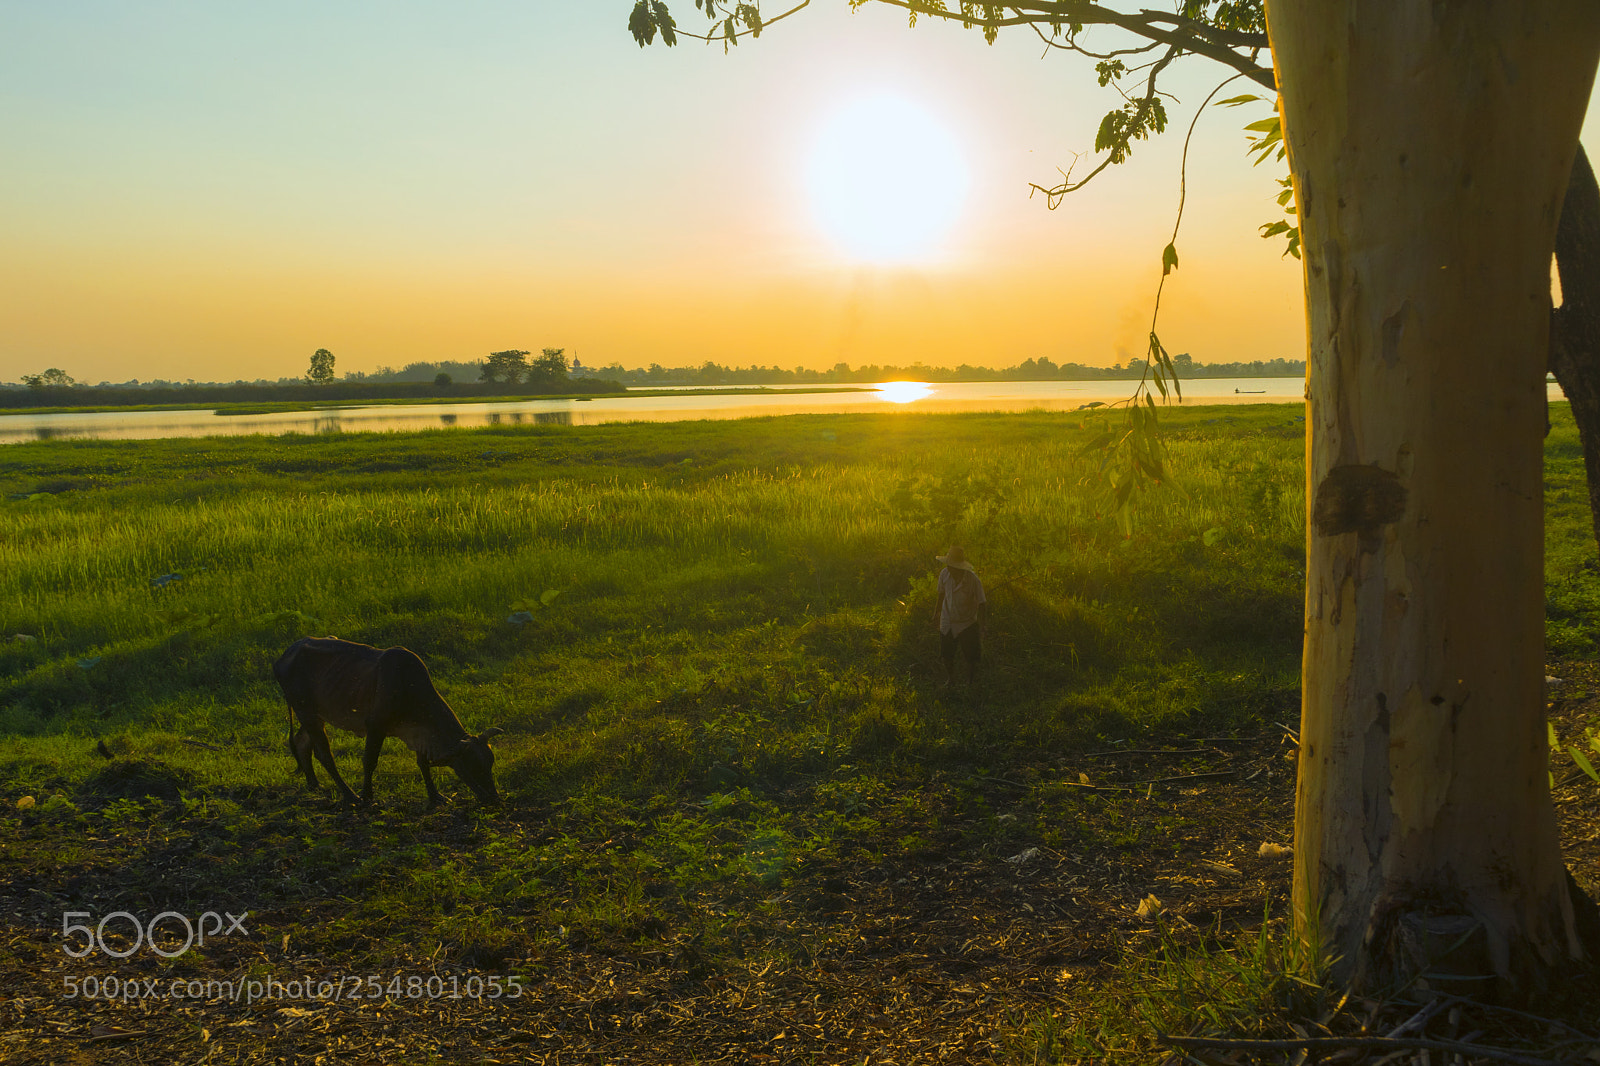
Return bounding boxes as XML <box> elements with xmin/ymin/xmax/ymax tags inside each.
<box><xmin>1</xmin><ymin>3</ymin><xmax>1597</xmax><ymax>385</ymax></box>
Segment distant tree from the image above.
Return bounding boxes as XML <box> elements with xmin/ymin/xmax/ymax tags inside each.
<box><xmin>434</xmin><ymin>372</ymin><xmax>452</xmax><ymax>387</ymax></box>
<box><xmin>21</xmin><ymin>368</ymin><xmax>75</xmax><ymax>389</ymax></box>
<box><xmin>530</xmin><ymin>348</ymin><xmax>569</xmax><ymax>384</ymax></box>
<box><xmin>306</xmin><ymin>348</ymin><xmax>336</xmax><ymax>386</ymax></box>
<box><xmin>480</xmin><ymin>350</ymin><xmax>530</xmax><ymax>385</ymax></box>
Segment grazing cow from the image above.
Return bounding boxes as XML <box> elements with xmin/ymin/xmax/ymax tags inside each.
<box><xmin>273</xmin><ymin>637</ymin><xmax>502</xmax><ymax>809</ymax></box>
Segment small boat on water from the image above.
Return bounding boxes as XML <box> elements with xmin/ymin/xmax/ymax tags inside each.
<box><xmin>1234</xmin><ymin>388</ymin><xmax>1266</xmax><ymax>394</ymax></box>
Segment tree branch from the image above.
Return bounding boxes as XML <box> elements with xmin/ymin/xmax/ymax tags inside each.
<box><xmin>656</xmin><ymin>0</ymin><xmax>812</xmax><ymax>45</ymax></box>
<box><xmin>1026</xmin><ymin>19</ymin><xmax>1162</xmax><ymax>61</ymax></box>
<box><xmin>1137</xmin><ymin>9</ymin><xmax>1269</xmax><ymax>51</ymax></box>
<box><xmin>865</xmin><ymin>0</ymin><xmax>1276</xmax><ymax>90</ymax></box>
<box><xmin>1028</xmin><ymin>152</ymin><xmax>1116</xmax><ymax>203</ymax></box>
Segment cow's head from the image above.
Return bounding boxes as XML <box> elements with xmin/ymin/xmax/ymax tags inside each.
<box><xmin>442</xmin><ymin>727</ymin><xmax>503</xmax><ymax>805</ymax></box>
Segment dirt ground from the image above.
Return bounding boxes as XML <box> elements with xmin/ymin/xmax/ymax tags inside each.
<box><xmin>3</xmin><ymin>697</ymin><xmax>1597</xmax><ymax>1066</ymax></box>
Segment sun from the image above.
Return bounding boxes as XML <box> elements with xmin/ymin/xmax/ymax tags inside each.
<box><xmin>876</xmin><ymin>380</ymin><xmax>932</xmax><ymax>403</ymax></box>
<box><xmin>805</xmin><ymin>95</ymin><xmax>970</xmax><ymax>264</ymax></box>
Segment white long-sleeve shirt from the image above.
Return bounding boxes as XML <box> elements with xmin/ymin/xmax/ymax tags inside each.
<box><xmin>938</xmin><ymin>567</ymin><xmax>986</xmax><ymax>636</ymax></box>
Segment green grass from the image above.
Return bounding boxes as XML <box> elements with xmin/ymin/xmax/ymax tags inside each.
<box><xmin>1544</xmin><ymin>410</ymin><xmax>1600</xmax><ymax>658</ymax></box>
<box><xmin>0</xmin><ymin>408</ymin><xmax>1309</xmax><ymax>761</ymax></box>
<box><xmin>0</xmin><ymin>408</ymin><xmax>1304</xmax><ymax>949</ymax></box>
<box><xmin>2</xmin><ymin>403</ymin><xmax>1596</xmax><ymax>1059</ymax></box>
<box><xmin>1017</xmin><ymin>913</ymin><xmax>1333</xmax><ymax>1064</ymax></box>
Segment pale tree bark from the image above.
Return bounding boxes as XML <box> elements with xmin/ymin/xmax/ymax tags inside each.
<box><xmin>1267</xmin><ymin>1</ymin><xmax>1600</xmax><ymax>995</ymax></box>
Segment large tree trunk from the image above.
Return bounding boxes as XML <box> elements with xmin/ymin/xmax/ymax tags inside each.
<box><xmin>1551</xmin><ymin>145</ymin><xmax>1600</xmax><ymax>549</ymax></box>
<box><xmin>1267</xmin><ymin>1</ymin><xmax>1600</xmax><ymax>995</ymax></box>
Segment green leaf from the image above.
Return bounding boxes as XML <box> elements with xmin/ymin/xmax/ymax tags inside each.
<box><xmin>1550</xmin><ymin>720</ymin><xmax>1561</xmax><ymax>750</ymax></box>
<box><xmin>628</xmin><ymin>0</ymin><xmax>678</xmax><ymax>47</ymax></box>
<box><xmin>1133</xmin><ymin>453</ymin><xmax>1166</xmax><ymax>482</ymax></box>
<box><xmin>651</xmin><ymin>0</ymin><xmax>678</xmax><ymax>46</ymax></box>
<box><xmin>1096</xmin><ymin>59</ymin><xmax>1128</xmax><ymax>87</ymax></box>
<box><xmin>1244</xmin><ymin>115</ymin><xmax>1285</xmax><ymax>167</ymax></box>
<box><xmin>1113</xmin><ymin>471</ymin><xmax>1136</xmax><ymax>508</ymax></box>
<box><xmin>1094</xmin><ymin>111</ymin><xmax>1122</xmax><ymax>154</ymax></box>
<box><xmin>1570</xmin><ymin>745</ymin><xmax>1600</xmax><ymax>782</ymax></box>
<box><xmin>1162</xmin><ymin>242</ymin><xmax>1179</xmax><ymax>276</ymax></box>
<box><xmin>1115</xmin><ymin>500</ymin><xmax>1133</xmax><ymax>537</ymax></box>
<box><xmin>1202</xmin><ymin>527</ymin><xmax>1225</xmax><ymax>546</ymax></box>
<box><xmin>1072</xmin><ymin>430</ymin><xmax>1115</xmax><ymax>461</ymax></box>
<box><xmin>1215</xmin><ymin>94</ymin><xmax>1263</xmax><ymax>108</ymax></box>
<box><xmin>540</xmin><ymin>589</ymin><xmax>562</xmax><ymax>607</ymax></box>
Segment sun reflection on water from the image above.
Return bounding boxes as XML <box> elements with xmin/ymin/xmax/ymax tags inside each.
<box><xmin>875</xmin><ymin>381</ymin><xmax>933</xmax><ymax>404</ymax></box>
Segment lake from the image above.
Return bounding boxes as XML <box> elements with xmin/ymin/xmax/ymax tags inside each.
<box><xmin>0</xmin><ymin>376</ymin><xmax>1563</xmax><ymax>444</ymax></box>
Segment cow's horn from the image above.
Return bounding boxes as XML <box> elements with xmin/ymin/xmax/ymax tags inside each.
<box><xmin>478</xmin><ymin>727</ymin><xmax>505</xmax><ymax>741</ymax></box>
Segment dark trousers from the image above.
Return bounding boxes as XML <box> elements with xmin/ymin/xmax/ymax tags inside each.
<box><xmin>940</xmin><ymin>624</ymin><xmax>981</xmax><ymax>673</ymax></box>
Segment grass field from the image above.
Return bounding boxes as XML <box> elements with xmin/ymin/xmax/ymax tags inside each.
<box><xmin>0</xmin><ymin>407</ymin><xmax>1311</xmax><ymax>757</ymax></box>
<box><xmin>1</xmin><ymin>405</ymin><xmax>1597</xmax><ymax>1064</ymax></box>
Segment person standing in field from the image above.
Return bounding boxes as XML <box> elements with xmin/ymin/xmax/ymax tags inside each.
<box><xmin>933</xmin><ymin>546</ymin><xmax>987</xmax><ymax>686</ymax></box>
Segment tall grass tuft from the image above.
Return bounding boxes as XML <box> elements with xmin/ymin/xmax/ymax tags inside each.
<box><xmin>1022</xmin><ymin>911</ymin><xmax>1334</xmax><ymax>1064</ymax></box>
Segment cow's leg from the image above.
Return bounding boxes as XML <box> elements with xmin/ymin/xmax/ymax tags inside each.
<box><xmin>417</xmin><ymin>755</ymin><xmax>447</xmax><ymax>810</ymax></box>
<box><xmin>305</xmin><ymin>721</ymin><xmax>360</xmax><ymax>805</ymax></box>
<box><xmin>289</xmin><ymin>725</ymin><xmax>318</xmax><ymax>789</ymax></box>
<box><xmin>361</xmin><ymin>733</ymin><xmax>386</xmax><ymax>807</ymax></box>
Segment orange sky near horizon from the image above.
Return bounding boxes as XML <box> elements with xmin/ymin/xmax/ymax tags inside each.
<box><xmin>1</xmin><ymin>4</ymin><xmax>1595</xmax><ymax>385</ymax></box>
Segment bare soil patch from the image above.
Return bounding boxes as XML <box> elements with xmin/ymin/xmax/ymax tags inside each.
<box><xmin>1</xmin><ymin>731</ymin><xmax>1302</xmax><ymax>1065</ymax></box>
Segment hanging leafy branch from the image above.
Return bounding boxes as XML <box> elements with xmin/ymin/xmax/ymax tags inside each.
<box><xmin>1071</xmin><ymin>72</ymin><xmax>1251</xmax><ymax>533</ymax></box>
<box><xmin>629</xmin><ymin>0</ymin><xmax>811</xmax><ymax>49</ymax></box>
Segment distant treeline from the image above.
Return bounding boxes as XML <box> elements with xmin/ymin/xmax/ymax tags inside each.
<box><xmin>2</xmin><ymin>352</ymin><xmax>1304</xmax><ymax>407</ymax></box>
<box><xmin>569</xmin><ymin>353</ymin><xmax>1305</xmax><ymax>386</ymax></box>
<box><xmin>290</xmin><ymin>354</ymin><xmax>1305</xmax><ymax>387</ymax></box>
<box><xmin>0</xmin><ymin>377</ymin><xmax>623</xmax><ymax>410</ymax></box>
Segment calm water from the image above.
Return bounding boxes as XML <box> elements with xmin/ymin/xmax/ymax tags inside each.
<box><xmin>0</xmin><ymin>377</ymin><xmax>1558</xmax><ymax>444</ymax></box>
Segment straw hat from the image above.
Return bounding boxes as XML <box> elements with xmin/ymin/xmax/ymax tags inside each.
<box><xmin>937</xmin><ymin>546</ymin><xmax>975</xmax><ymax>572</ymax></box>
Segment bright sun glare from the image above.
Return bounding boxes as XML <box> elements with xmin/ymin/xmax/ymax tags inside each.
<box><xmin>876</xmin><ymin>380</ymin><xmax>933</xmax><ymax>404</ymax></box>
<box><xmin>806</xmin><ymin>95</ymin><xmax>969</xmax><ymax>264</ymax></box>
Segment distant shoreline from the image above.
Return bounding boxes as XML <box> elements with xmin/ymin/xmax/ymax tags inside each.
<box><xmin>0</xmin><ymin>380</ymin><xmax>620</xmax><ymax>416</ymax></box>
<box><xmin>0</xmin><ymin>378</ymin><xmax>1297</xmax><ymax>417</ymax></box>
<box><xmin>0</xmin><ymin>385</ymin><xmax>874</xmax><ymax>418</ymax></box>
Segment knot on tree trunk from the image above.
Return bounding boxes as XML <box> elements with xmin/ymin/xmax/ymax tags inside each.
<box><xmin>1312</xmin><ymin>464</ymin><xmax>1407</xmax><ymax>540</ymax></box>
